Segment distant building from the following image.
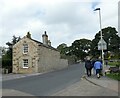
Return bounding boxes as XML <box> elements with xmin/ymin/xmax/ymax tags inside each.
<box><xmin>13</xmin><ymin>31</ymin><xmax>68</xmax><ymax>74</ymax></box>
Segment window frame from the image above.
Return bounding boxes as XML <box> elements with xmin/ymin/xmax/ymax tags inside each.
<box><xmin>23</xmin><ymin>44</ymin><xmax>28</xmax><ymax>54</ymax></box>
<box><xmin>23</xmin><ymin>59</ymin><xmax>29</xmax><ymax>68</ymax></box>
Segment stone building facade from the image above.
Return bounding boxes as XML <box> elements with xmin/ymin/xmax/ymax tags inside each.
<box><xmin>13</xmin><ymin>32</ymin><xmax>68</xmax><ymax>74</ymax></box>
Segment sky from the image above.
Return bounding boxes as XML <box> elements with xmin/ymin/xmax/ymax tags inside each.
<box><xmin>0</xmin><ymin>0</ymin><xmax>119</xmax><ymax>48</ymax></box>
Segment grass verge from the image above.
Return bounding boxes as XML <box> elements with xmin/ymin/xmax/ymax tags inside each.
<box><xmin>106</xmin><ymin>73</ymin><xmax>120</xmax><ymax>81</ymax></box>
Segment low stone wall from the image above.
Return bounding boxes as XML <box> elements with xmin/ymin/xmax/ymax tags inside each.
<box><xmin>58</xmin><ymin>59</ymin><xmax>68</xmax><ymax>69</ymax></box>
<box><xmin>2</xmin><ymin>68</ymin><xmax>8</xmax><ymax>74</ymax></box>
<box><xmin>38</xmin><ymin>46</ymin><xmax>68</xmax><ymax>73</ymax></box>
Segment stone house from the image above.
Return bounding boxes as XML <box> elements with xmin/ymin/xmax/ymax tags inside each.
<box><xmin>13</xmin><ymin>31</ymin><xmax>68</xmax><ymax>74</ymax></box>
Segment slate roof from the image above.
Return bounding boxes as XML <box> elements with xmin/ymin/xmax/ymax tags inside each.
<box><xmin>31</xmin><ymin>38</ymin><xmax>58</xmax><ymax>51</ymax></box>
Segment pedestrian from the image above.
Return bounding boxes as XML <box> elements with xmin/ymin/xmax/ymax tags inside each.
<box><xmin>91</xmin><ymin>58</ymin><xmax>96</xmax><ymax>67</ymax></box>
<box><xmin>91</xmin><ymin>58</ymin><xmax>96</xmax><ymax>75</ymax></box>
<box><xmin>85</xmin><ymin>57</ymin><xmax>93</xmax><ymax>77</ymax></box>
<box><xmin>94</xmin><ymin>58</ymin><xmax>103</xmax><ymax>78</ymax></box>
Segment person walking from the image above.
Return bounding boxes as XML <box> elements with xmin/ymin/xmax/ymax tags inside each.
<box><xmin>94</xmin><ymin>59</ymin><xmax>103</xmax><ymax>78</ymax></box>
<box><xmin>85</xmin><ymin>58</ymin><xmax>93</xmax><ymax>77</ymax></box>
<box><xmin>91</xmin><ymin>58</ymin><xmax>96</xmax><ymax>75</ymax></box>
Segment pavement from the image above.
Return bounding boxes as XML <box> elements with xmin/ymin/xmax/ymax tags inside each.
<box><xmin>85</xmin><ymin>75</ymin><xmax>119</xmax><ymax>93</ymax></box>
<box><xmin>1</xmin><ymin>73</ymin><xmax>119</xmax><ymax>96</ymax></box>
<box><xmin>53</xmin><ymin>75</ymin><xmax>119</xmax><ymax>96</ymax></box>
<box><xmin>1</xmin><ymin>73</ymin><xmax>44</xmax><ymax>81</ymax></box>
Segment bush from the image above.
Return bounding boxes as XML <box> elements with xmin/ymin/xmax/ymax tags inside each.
<box><xmin>2</xmin><ymin>59</ymin><xmax>12</xmax><ymax>73</ymax></box>
<box><xmin>108</xmin><ymin>61</ymin><xmax>120</xmax><ymax>67</ymax></box>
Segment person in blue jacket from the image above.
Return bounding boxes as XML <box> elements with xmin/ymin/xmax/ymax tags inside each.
<box><xmin>94</xmin><ymin>58</ymin><xmax>102</xmax><ymax>78</ymax></box>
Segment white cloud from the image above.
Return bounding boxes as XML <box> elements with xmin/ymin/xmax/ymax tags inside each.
<box><xmin>0</xmin><ymin>0</ymin><xmax>119</xmax><ymax>48</ymax></box>
<box><xmin>95</xmin><ymin>1</ymin><xmax>118</xmax><ymax>29</ymax></box>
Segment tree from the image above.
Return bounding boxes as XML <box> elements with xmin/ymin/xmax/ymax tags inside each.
<box><xmin>57</xmin><ymin>39</ymin><xmax>92</xmax><ymax>61</ymax></box>
<box><xmin>57</xmin><ymin>26</ymin><xmax>120</xmax><ymax>62</ymax></box>
<box><xmin>91</xmin><ymin>27</ymin><xmax>120</xmax><ymax>59</ymax></box>
<box><xmin>57</xmin><ymin>43</ymin><xmax>78</xmax><ymax>64</ymax></box>
<box><xmin>57</xmin><ymin>43</ymin><xmax>67</xmax><ymax>54</ymax></box>
<box><xmin>71</xmin><ymin>39</ymin><xmax>92</xmax><ymax>60</ymax></box>
<box><xmin>2</xmin><ymin>35</ymin><xmax>21</xmax><ymax>73</ymax></box>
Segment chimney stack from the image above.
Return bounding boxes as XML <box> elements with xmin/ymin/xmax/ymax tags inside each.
<box><xmin>48</xmin><ymin>40</ymin><xmax>51</xmax><ymax>46</ymax></box>
<box><xmin>42</xmin><ymin>31</ymin><xmax>48</xmax><ymax>45</ymax></box>
<box><xmin>26</xmin><ymin>32</ymin><xmax>31</xmax><ymax>39</ymax></box>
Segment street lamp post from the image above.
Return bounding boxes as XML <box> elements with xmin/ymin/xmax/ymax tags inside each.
<box><xmin>94</xmin><ymin>8</ymin><xmax>105</xmax><ymax>75</ymax></box>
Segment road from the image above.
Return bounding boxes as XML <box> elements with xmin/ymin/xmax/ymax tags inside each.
<box><xmin>2</xmin><ymin>63</ymin><xmax>85</xmax><ymax>96</ymax></box>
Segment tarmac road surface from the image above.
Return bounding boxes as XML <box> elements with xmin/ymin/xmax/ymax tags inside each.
<box><xmin>2</xmin><ymin>63</ymin><xmax>85</xmax><ymax>96</ymax></box>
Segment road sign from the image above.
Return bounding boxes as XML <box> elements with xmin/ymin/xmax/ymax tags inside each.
<box><xmin>98</xmin><ymin>38</ymin><xmax>107</xmax><ymax>50</ymax></box>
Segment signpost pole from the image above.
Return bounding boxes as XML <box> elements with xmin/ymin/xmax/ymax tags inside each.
<box><xmin>94</xmin><ymin>8</ymin><xmax>106</xmax><ymax>75</ymax></box>
<box><xmin>98</xmin><ymin>9</ymin><xmax>105</xmax><ymax>74</ymax></box>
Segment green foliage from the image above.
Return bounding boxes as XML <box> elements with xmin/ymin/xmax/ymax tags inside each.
<box><xmin>57</xmin><ymin>43</ymin><xmax>78</xmax><ymax>64</ymax></box>
<box><xmin>70</xmin><ymin>39</ymin><xmax>92</xmax><ymax>60</ymax></box>
<box><xmin>60</xmin><ymin>54</ymin><xmax>77</xmax><ymax>65</ymax></box>
<box><xmin>91</xmin><ymin>27</ymin><xmax>120</xmax><ymax>58</ymax></box>
<box><xmin>57</xmin><ymin>39</ymin><xmax>92</xmax><ymax>61</ymax></box>
<box><xmin>107</xmin><ymin>73</ymin><xmax>120</xmax><ymax>81</ymax></box>
<box><xmin>2</xmin><ymin>35</ymin><xmax>21</xmax><ymax>73</ymax></box>
<box><xmin>57</xmin><ymin>43</ymin><xmax>67</xmax><ymax>54</ymax></box>
<box><xmin>57</xmin><ymin>26</ymin><xmax>120</xmax><ymax>62</ymax></box>
<box><xmin>2</xmin><ymin>53</ymin><xmax>12</xmax><ymax>73</ymax></box>
<box><xmin>108</xmin><ymin>61</ymin><xmax>120</xmax><ymax>67</ymax></box>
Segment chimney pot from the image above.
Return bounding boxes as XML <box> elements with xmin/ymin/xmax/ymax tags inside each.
<box><xmin>42</xmin><ymin>31</ymin><xmax>48</xmax><ymax>45</ymax></box>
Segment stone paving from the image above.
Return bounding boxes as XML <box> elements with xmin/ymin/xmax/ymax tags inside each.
<box><xmin>52</xmin><ymin>76</ymin><xmax>118</xmax><ymax>96</ymax></box>
<box><xmin>85</xmin><ymin>75</ymin><xmax>118</xmax><ymax>93</ymax></box>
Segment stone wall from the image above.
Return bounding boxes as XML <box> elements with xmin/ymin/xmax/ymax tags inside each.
<box><xmin>13</xmin><ymin>37</ymin><xmax>39</xmax><ymax>73</ymax></box>
<box><xmin>38</xmin><ymin>45</ymin><xmax>68</xmax><ymax>73</ymax></box>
